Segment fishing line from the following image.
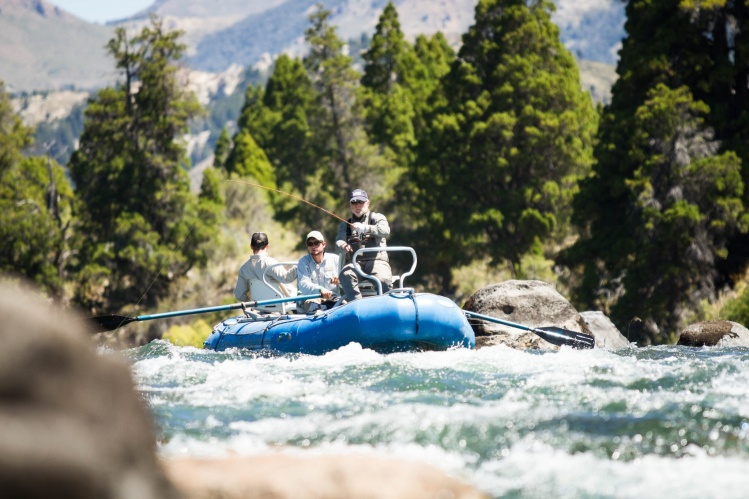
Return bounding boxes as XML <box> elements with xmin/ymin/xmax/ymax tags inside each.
<box><xmin>109</xmin><ymin>179</ymin><xmax>349</xmax><ymax>331</ymax></box>
<box><xmin>228</xmin><ymin>179</ymin><xmax>355</xmax><ymax>227</ymax></box>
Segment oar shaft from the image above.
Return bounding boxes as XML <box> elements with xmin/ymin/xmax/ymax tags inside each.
<box><xmin>464</xmin><ymin>310</ymin><xmax>594</xmax><ymax>349</ymax></box>
<box><xmin>134</xmin><ymin>293</ymin><xmax>321</xmax><ymax>323</ymax></box>
<box><xmin>464</xmin><ymin>311</ymin><xmax>530</xmax><ymax>332</ymax></box>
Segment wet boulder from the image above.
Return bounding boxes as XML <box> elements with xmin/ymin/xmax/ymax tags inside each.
<box><xmin>464</xmin><ymin>280</ymin><xmax>597</xmax><ymax>350</ymax></box>
<box><xmin>677</xmin><ymin>320</ymin><xmax>749</xmax><ymax>347</ymax></box>
<box><xmin>0</xmin><ymin>281</ymin><xmax>177</xmax><ymax>499</ymax></box>
<box><xmin>580</xmin><ymin>311</ymin><xmax>631</xmax><ymax>349</ymax></box>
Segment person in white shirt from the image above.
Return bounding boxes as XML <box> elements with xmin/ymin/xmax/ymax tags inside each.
<box><xmin>234</xmin><ymin>232</ymin><xmax>297</xmax><ymax>301</ymax></box>
<box><xmin>297</xmin><ymin>230</ymin><xmax>340</xmax><ymax>312</ymax></box>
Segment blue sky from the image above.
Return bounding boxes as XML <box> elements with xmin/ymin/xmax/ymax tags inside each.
<box><xmin>46</xmin><ymin>0</ymin><xmax>154</xmax><ymax>24</ymax></box>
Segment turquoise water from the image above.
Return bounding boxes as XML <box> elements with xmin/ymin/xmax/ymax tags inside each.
<box><xmin>125</xmin><ymin>341</ymin><xmax>749</xmax><ymax>498</ymax></box>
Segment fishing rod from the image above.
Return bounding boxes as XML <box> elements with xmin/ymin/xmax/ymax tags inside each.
<box><xmin>229</xmin><ymin>179</ymin><xmax>355</xmax><ymax>227</ymax></box>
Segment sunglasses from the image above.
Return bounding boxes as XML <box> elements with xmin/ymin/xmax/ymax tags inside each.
<box><xmin>307</xmin><ymin>240</ymin><xmax>322</xmax><ymax>247</ymax></box>
<box><xmin>350</xmin><ymin>200</ymin><xmax>366</xmax><ymax>205</ymax></box>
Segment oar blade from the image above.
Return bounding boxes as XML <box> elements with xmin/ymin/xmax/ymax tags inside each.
<box><xmin>536</xmin><ymin>326</ymin><xmax>595</xmax><ymax>350</ymax></box>
<box><xmin>87</xmin><ymin>315</ymin><xmax>137</xmax><ymax>333</ymax></box>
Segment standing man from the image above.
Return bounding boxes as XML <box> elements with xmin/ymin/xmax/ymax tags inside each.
<box><xmin>336</xmin><ymin>188</ymin><xmax>393</xmax><ymax>302</ymax></box>
<box><xmin>234</xmin><ymin>232</ymin><xmax>297</xmax><ymax>301</ymax></box>
<box><xmin>297</xmin><ymin>230</ymin><xmax>340</xmax><ymax>312</ymax></box>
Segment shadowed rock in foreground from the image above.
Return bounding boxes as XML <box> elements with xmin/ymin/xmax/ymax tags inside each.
<box><xmin>165</xmin><ymin>455</ymin><xmax>487</xmax><ymax>499</ymax></box>
<box><xmin>0</xmin><ymin>282</ymin><xmax>178</xmax><ymax>498</ymax></box>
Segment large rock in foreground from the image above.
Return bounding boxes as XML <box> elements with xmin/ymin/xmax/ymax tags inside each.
<box><xmin>165</xmin><ymin>454</ymin><xmax>487</xmax><ymax>499</ymax></box>
<box><xmin>677</xmin><ymin>320</ymin><xmax>749</xmax><ymax>347</ymax></box>
<box><xmin>0</xmin><ymin>281</ymin><xmax>178</xmax><ymax>499</ymax></box>
<box><xmin>465</xmin><ymin>280</ymin><xmax>615</xmax><ymax>350</ymax></box>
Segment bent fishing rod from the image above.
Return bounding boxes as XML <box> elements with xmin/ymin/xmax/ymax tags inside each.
<box><xmin>228</xmin><ymin>179</ymin><xmax>358</xmax><ymax>229</ymax></box>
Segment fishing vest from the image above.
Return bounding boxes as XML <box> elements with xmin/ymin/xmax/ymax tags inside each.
<box><xmin>345</xmin><ymin>211</ymin><xmax>387</xmax><ymax>263</ymax></box>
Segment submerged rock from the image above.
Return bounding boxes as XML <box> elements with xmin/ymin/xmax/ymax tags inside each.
<box><xmin>0</xmin><ymin>281</ymin><xmax>178</xmax><ymax>498</ymax></box>
<box><xmin>677</xmin><ymin>320</ymin><xmax>749</xmax><ymax>347</ymax></box>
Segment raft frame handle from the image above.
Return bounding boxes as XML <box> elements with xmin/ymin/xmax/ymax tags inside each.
<box><xmin>350</xmin><ymin>246</ymin><xmax>417</xmax><ymax>295</ymax></box>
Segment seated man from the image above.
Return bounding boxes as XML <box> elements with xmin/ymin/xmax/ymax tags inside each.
<box><xmin>234</xmin><ymin>232</ymin><xmax>297</xmax><ymax>304</ymax></box>
<box><xmin>336</xmin><ymin>188</ymin><xmax>392</xmax><ymax>301</ymax></box>
<box><xmin>297</xmin><ymin>230</ymin><xmax>340</xmax><ymax>313</ymax></box>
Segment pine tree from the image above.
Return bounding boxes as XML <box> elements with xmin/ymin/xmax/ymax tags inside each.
<box><xmin>226</xmin><ymin>129</ymin><xmax>276</xmax><ymax>187</ymax></box>
<box><xmin>410</xmin><ymin>0</ymin><xmax>597</xmax><ymax>293</ymax></box>
<box><xmin>362</xmin><ymin>2</ymin><xmax>407</xmax><ymax>93</ymax></box>
<box><xmin>213</xmin><ymin>127</ymin><xmax>231</xmax><ymax>170</ymax></box>
<box><xmin>617</xmin><ymin>85</ymin><xmax>743</xmax><ymax>341</ymax></box>
<box><xmin>68</xmin><ymin>17</ymin><xmax>213</xmax><ymax>314</ymax></box>
<box><xmin>361</xmin><ymin>2</ymin><xmax>417</xmax><ymax>169</ymax></box>
<box><xmin>304</xmin><ymin>5</ymin><xmax>387</xmax><ymax>200</ymax></box>
<box><xmin>0</xmin><ymin>155</ymin><xmax>76</xmax><ymax>302</ymax></box>
<box><xmin>563</xmin><ymin>0</ymin><xmax>749</xmax><ymax>341</ymax></box>
<box><xmin>0</xmin><ymin>82</ymin><xmax>76</xmax><ymax>301</ymax></box>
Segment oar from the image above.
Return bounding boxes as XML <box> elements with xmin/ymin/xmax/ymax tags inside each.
<box><xmin>88</xmin><ymin>293</ymin><xmax>322</xmax><ymax>333</ymax></box>
<box><xmin>463</xmin><ymin>311</ymin><xmax>595</xmax><ymax>349</ymax></box>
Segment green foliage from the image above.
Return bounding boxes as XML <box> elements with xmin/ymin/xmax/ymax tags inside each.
<box><xmin>0</xmin><ymin>155</ymin><xmax>76</xmax><ymax>300</ymax></box>
<box><xmin>236</xmin><ymin>55</ymin><xmax>317</xmax><ymax>195</ymax></box>
<box><xmin>721</xmin><ymin>283</ymin><xmax>749</xmax><ymax>326</ymax></box>
<box><xmin>0</xmin><ymin>82</ymin><xmax>75</xmax><ymax>301</ymax></box>
<box><xmin>566</xmin><ymin>84</ymin><xmax>745</xmax><ymax>342</ymax></box>
<box><xmin>213</xmin><ymin>127</ymin><xmax>231</xmax><ymax>169</ymax></box>
<box><xmin>225</xmin><ymin>6</ymin><xmax>390</xmax><ymax>244</ymax></box>
<box><xmin>163</xmin><ymin>319</ymin><xmax>212</xmax><ymax>347</ymax></box>
<box><xmin>408</xmin><ymin>0</ymin><xmax>597</xmax><ymax>294</ymax></box>
<box><xmin>304</xmin><ymin>6</ymin><xmax>387</xmax><ymax>198</ymax></box>
<box><xmin>0</xmin><ymin>81</ymin><xmax>32</xmax><ymax>177</ymax></box>
<box><xmin>361</xmin><ymin>3</ymin><xmax>417</xmax><ymax>171</ymax></box>
<box><xmin>362</xmin><ymin>2</ymin><xmax>407</xmax><ymax>93</ymax></box>
<box><xmin>68</xmin><ymin>17</ymin><xmax>215</xmax><ymax>314</ymax></box>
<box><xmin>226</xmin><ymin>129</ymin><xmax>276</xmax><ymax>187</ymax></box>
<box><xmin>599</xmin><ymin>0</ymin><xmax>749</xmax><ymax>284</ymax></box>
<box><xmin>563</xmin><ymin>0</ymin><xmax>749</xmax><ymax>343</ymax></box>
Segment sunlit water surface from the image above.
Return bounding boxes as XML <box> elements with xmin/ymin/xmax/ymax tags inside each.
<box><xmin>123</xmin><ymin>341</ymin><xmax>749</xmax><ymax>498</ymax></box>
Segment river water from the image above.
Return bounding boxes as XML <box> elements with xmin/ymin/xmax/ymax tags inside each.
<box><xmin>125</xmin><ymin>341</ymin><xmax>749</xmax><ymax>498</ymax></box>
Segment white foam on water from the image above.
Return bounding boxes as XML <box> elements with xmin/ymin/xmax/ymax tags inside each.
<box><xmin>130</xmin><ymin>343</ymin><xmax>749</xmax><ymax>498</ymax></box>
<box><xmin>476</xmin><ymin>441</ymin><xmax>749</xmax><ymax>498</ymax></box>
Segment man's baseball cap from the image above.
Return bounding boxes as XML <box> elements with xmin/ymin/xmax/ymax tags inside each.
<box><xmin>306</xmin><ymin>230</ymin><xmax>325</xmax><ymax>242</ymax></box>
<box><xmin>350</xmin><ymin>189</ymin><xmax>368</xmax><ymax>203</ymax></box>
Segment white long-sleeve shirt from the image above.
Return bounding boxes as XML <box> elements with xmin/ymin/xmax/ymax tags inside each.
<box><xmin>297</xmin><ymin>252</ymin><xmax>340</xmax><ymax>296</ymax></box>
<box><xmin>234</xmin><ymin>253</ymin><xmax>297</xmax><ymax>301</ymax></box>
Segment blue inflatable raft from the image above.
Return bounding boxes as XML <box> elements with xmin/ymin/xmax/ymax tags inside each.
<box><xmin>203</xmin><ymin>289</ymin><xmax>475</xmax><ymax>354</ymax></box>
<box><xmin>203</xmin><ymin>246</ymin><xmax>475</xmax><ymax>355</ymax></box>
<box><xmin>89</xmin><ymin>247</ymin><xmax>590</xmax><ymax>351</ymax></box>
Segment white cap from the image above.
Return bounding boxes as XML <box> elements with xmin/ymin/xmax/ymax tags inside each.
<box><xmin>306</xmin><ymin>230</ymin><xmax>325</xmax><ymax>242</ymax></box>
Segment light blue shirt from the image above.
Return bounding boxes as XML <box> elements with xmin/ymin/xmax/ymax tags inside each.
<box><xmin>297</xmin><ymin>252</ymin><xmax>340</xmax><ymax>296</ymax></box>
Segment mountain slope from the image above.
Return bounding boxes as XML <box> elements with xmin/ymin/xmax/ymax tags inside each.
<box><xmin>129</xmin><ymin>0</ymin><xmax>624</xmax><ymax>72</ymax></box>
<box><xmin>0</xmin><ymin>0</ymin><xmax>115</xmax><ymax>92</ymax></box>
<box><xmin>2</xmin><ymin>0</ymin><xmax>623</xmax><ymax>99</ymax></box>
